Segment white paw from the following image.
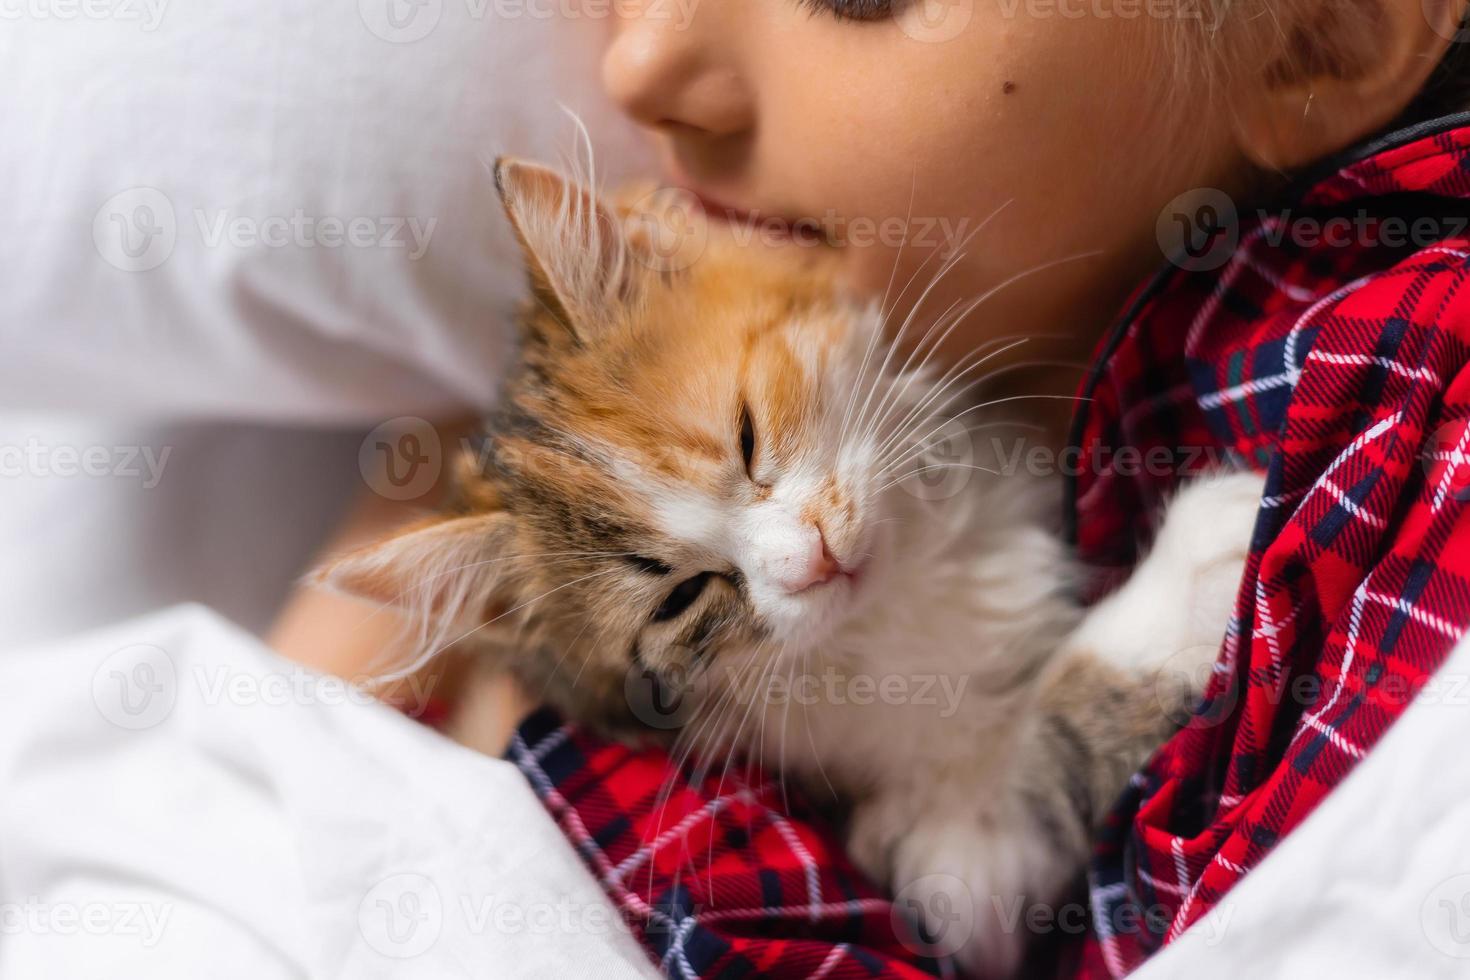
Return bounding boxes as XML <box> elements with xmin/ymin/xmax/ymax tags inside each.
<box><xmin>847</xmin><ymin>795</ymin><xmax>905</xmax><ymax>886</ymax></box>
<box><xmin>1149</xmin><ymin>470</ymin><xmax>1264</xmax><ymax>650</ymax></box>
<box><xmin>883</xmin><ymin>809</ymin><xmax>1077</xmax><ymax>979</ymax></box>
<box><xmin>1071</xmin><ymin>470</ymin><xmax>1264</xmax><ymax>676</ymax></box>
<box><xmin>1151</xmin><ymin>471</ymin><xmax>1263</xmax><ymax>575</ymax></box>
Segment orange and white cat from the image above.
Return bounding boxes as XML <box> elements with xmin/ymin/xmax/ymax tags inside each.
<box><xmin>319</xmin><ymin>159</ymin><xmax>1263</xmax><ymax>976</ymax></box>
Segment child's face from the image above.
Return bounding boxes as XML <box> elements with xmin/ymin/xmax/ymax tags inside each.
<box><xmin>602</xmin><ymin>1</ymin><xmax>1244</xmax><ymax>367</ymax></box>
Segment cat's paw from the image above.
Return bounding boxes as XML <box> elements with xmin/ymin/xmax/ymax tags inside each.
<box><xmin>847</xmin><ymin>795</ymin><xmax>905</xmax><ymax>886</ymax></box>
<box><xmin>885</xmin><ymin>810</ymin><xmax>1077</xmax><ymax>980</ymax></box>
<box><xmin>1150</xmin><ymin>471</ymin><xmax>1263</xmax><ymax>607</ymax></box>
<box><xmin>850</xmin><ymin>796</ymin><xmax>1032</xmax><ymax>975</ymax></box>
<box><xmin>1148</xmin><ymin>470</ymin><xmax>1264</xmax><ymax>666</ymax></box>
<box><xmin>1070</xmin><ymin>469</ymin><xmax>1264</xmax><ymax>677</ymax></box>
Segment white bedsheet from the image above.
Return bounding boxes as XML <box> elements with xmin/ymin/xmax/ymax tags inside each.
<box><xmin>0</xmin><ymin>604</ymin><xmax>659</xmax><ymax>980</ymax></box>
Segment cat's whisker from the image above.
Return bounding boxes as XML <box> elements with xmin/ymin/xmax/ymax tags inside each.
<box><xmin>850</xmin><ymin>292</ymin><xmax>986</xmax><ymax>452</ymax></box>
<box><xmin>706</xmin><ymin>649</ymin><xmax>781</xmax><ymax>865</ymax></box>
<box><xmin>692</xmin><ymin>650</ymin><xmax>771</xmax><ymax>900</ymax></box>
<box><xmin>644</xmin><ymin>663</ymin><xmax>746</xmax><ymax>903</ymax></box>
<box><xmin>866</xmin><ymin>337</ymin><xmax>1031</xmax><ymax>466</ymax></box>
<box><xmin>876</xmin><ymin>196</ymin><xmax>1013</xmax><ymax>335</ymax></box>
<box><xmin>870</xmin><ymin>245</ymin><xmax>1105</xmax><ymax>426</ymax></box>
<box><xmin>871</xmin><ymin>353</ymin><xmax>1091</xmax><ymax>468</ymax></box>
<box><xmin>845</xmin><ymin>246</ymin><xmax>976</xmax><ymax>454</ymax></box>
<box><xmin>873</xmin><ymin>171</ymin><xmax>923</xmax><ymax>328</ymax></box>
<box><xmin>867</xmin><ymin>361</ymin><xmax>1026</xmax><ymax>481</ymax></box>
<box><xmin>402</xmin><ymin>566</ymin><xmax>626</xmax><ymax>679</ymax></box>
<box><xmin>875</xmin><ymin>393</ymin><xmax>1093</xmax><ymax>485</ymax></box>
<box><xmin>836</xmin><ymin>177</ymin><xmax>922</xmax><ymax>452</ymax></box>
<box><xmin>856</xmin><ymin>248</ymin><xmax>1104</xmax><ymax>455</ymax></box>
<box><xmin>640</xmin><ymin>661</ymin><xmax>741</xmax><ymax>903</ymax></box>
<box><xmin>777</xmin><ymin>652</ymin><xmax>797</xmax><ymax>816</ymax></box>
<box><xmin>798</xmin><ymin>647</ymin><xmax>840</xmax><ymax>804</ymax></box>
<box><xmin>879</xmin><ymin>359</ymin><xmax>1078</xmax><ymax>470</ymax></box>
<box><xmin>344</xmin><ymin>550</ymin><xmax>638</xmax><ymax>655</ymax></box>
<box><xmin>872</xmin><ymin>389</ymin><xmax>1040</xmax><ymax>474</ymax></box>
<box><xmin>566</xmin><ymin>628</ymin><xmax>601</xmax><ymax>692</ymax></box>
<box><xmin>841</xmin><ymin>202</ymin><xmax>1009</xmax><ymax>454</ymax></box>
<box><xmin>874</xmin><ymin>417</ymin><xmax>1049</xmax><ymax>477</ymax></box>
<box><xmin>880</xmin><ymin>406</ymin><xmax>1040</xmax><ymax>482</ymax></box>
<box><xmin>857</xmin><ymin>326</ymin><xmax>1036</xmax><ymax>465</ymax></box>
<box><xmin>539</xmin><ymin>615</ymin><xmax>597</xmax><ymax>702</ymax></box>
<box><xmin>844</xmin><ymin>201</ymin><xmax>1022</xmax><ymax>451</ymax></box>
<box><xmin>870</xmin><ymin>463</ymin><xmax>1006</xmax><ymax>498</ymax></box>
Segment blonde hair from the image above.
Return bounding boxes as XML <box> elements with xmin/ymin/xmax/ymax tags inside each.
<box><xmin>1182</xmin><ymin>0</ymin><xmax>1470</xmax><ymax>131</ymax></box>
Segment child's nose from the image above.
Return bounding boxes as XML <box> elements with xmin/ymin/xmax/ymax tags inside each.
<box><xmin>777</xmin><ymin>526</ymin><xmax>840</xmax><ymax>595</ymax></box>
<box><xmin>601</xmin><ymin>10</ymin><xmax>754</xmax><ymax>138</ymax></box>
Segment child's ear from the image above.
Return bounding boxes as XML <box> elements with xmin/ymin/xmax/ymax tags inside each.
<box><xmin>1231</xmin><ymin>0</ymin><xmax>1465</xmax><ymax>171</ymax></box>
<box><xmin>312</xmin><ymin>512</ymin><xmax>515</xmax><ymax>622</ymax></box>
<box><xmin>493</xmin><ymin>157</ymin><xmax>649</xmax><ymax>343</ymax></box>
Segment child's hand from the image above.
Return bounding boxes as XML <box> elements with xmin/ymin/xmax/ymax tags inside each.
<box><xmin>269</xmin><ymin>453</ymin><xmax>532</xmax><ymax>755</ymax></box>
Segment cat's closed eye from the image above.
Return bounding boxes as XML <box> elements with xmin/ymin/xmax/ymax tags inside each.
<box><xmin>739</xmin><ymin>402</ymin><xmax>757</xmax><ymax>478</ymax></box>
<box><xmin>653</xmin><ymin>572</ymin><xmax>714</xmax><ymax>622</ymax></box>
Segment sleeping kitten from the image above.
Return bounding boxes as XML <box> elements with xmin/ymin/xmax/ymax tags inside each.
<box><xmin>318</xmin><ymin>159</ymin><xmax>1263</xmax><ymax>976</ymax></box>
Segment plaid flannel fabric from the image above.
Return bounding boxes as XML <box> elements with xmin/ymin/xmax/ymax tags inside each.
<box><xmin>504</xmin><ymin>114</ymin><xmax>1470</xmax><ymax>979</ymax></box>
<box><xmin>509</xmin><ymin>708</ymin><xmax>952</xmax><ymax>979</ymax></box>
<box><xmin>1071</xmin><ymin>114</ymin><xmax>1470</xmax><ymax>976</ymax></box>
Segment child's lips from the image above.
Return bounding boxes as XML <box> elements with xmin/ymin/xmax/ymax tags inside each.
<box><xmin>678</xmin><ymin>185</ymin><xmax>834</xmax><ymax>247</ymax></box>
<box><xmin>690</xmin><ymin>190</ymin><xmax>789</xmax><ymax>236</ymax></box>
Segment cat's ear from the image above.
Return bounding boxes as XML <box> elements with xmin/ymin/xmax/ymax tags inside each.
<box><xmin>493</xmin><ymin>157</ymin><xmax>646</xmax><ymax>342</ymax></box>
<box><xmin>312</xmin><ymin>512</ymin><xmax>516</xmax><ymax>623</ymax></box>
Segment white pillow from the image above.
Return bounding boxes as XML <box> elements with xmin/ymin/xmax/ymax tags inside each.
<box><xmin>0</xmin><ymin>4</ymin><xmax>651</xmax><ymax>424</ymax></box>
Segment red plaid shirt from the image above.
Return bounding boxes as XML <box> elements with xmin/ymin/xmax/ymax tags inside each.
<box><xmin>505</xmin><ymin>114</ymin><xmax>1470</xmax><ymax>978</ymax></box>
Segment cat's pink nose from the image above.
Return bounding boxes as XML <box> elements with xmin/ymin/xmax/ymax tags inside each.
<box><xmin>782</xmin><ymin>531</ymin><xmax>841</xmax><ymax>594</ymax></box>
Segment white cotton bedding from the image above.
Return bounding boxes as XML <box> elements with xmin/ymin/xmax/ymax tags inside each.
<box><xmin>0</xmin><ymin>604</ymin><xmax>660</xmax><ymax>980</ymax></box>
<box><xmin>4</xmin><ymin>602</ymin><xmax>1468</xmax><ymax>980</ymax></box>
